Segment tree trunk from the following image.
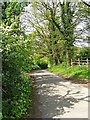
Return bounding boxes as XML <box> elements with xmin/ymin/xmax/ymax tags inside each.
<box><xmin>66</xmin><ymin>49</ymin><xmax>71</xmax><ymax>66</ymax></box>
<box><xmin>49</xmin><ymin>48</ymin><xmax>55</xmax><ymax>65</ymax></box>
<box><xmin>54</xmin><ymin>56</ymin><xmax>58</xmax><ymax>65</ymax></box>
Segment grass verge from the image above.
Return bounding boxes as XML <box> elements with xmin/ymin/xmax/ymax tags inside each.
<box><xmin>48</xmin><ymin>64</ymin><xmax>90</xmax><ymax>81</ymax></box>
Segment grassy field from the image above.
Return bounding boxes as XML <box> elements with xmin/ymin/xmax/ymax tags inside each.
<box><xmin>48</xmin><ymin>64</ymin><xmax>90</xmax><ymax>80</ymax></box>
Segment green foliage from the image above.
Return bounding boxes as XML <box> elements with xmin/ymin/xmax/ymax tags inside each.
<box><xmin>2</xmin><ymin>2</ymin><xmax>33</xmax><ymax>118</ymax></box>
<box><xmin>76</xmin><ymin>48</ymin><xmax>90</xmax><ymax>58</ymax></box>
<box><xmin>49</xmin><ymin>64</ymin><xmax>90</xmax><ymax>79</ymax></box>
<box><xmin>2</xmin><ymin>32</ymin><xmax>33</xmax><ymax>117</ymax></box>
<box><xmin>3</xmin><ymin>73</ymin><xmax>32</xmax><ymax>118</ymax></box>
<box><xmin>22</xmin><ymin>1</ymin><xmax>89</xmax><ymax>66</ymax></box>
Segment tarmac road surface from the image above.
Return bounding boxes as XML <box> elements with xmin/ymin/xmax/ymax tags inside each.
<box><xmin>30</xmin><ymin>70</ymin><xmax>90</xmax><ymax>119</ymax></box>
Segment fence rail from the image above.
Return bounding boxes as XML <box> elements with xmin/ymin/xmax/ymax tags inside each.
<box><xmin>71</xmin><ymin>58</ymin><xmax>90</xmax><ymax>66</ymax></box>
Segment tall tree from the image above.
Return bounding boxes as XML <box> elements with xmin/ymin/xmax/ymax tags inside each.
<box><xmin>41</xmin><ymin>1</ymin><xmax>78</xmax><ymax>66</ymax></box>
<box><xmin>21</xmin><ymin>2</ymin><xmax>63</xmax><ymax>65</ymax></box>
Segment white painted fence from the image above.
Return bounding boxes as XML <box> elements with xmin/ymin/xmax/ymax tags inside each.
<box><xmin>71</xmin><ymin>58</ymin><xmax>90</xmax><ymax>66</ymax></box>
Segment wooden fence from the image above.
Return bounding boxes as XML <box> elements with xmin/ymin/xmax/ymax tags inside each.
<box><xmin>71</xmin><ymin>58</ymin><xmax>90</xmax><ymax>66</ymax></box>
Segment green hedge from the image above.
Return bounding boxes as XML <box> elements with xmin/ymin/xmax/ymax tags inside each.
<box><xmin>2</xmin><ymin>73</ymin><xmax>32</xmax><ymax>119</ymax></box>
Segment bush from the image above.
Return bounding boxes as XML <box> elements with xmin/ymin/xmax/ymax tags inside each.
<box><xmin>2</xmin><ymin>2</ymin><xmax>33</xmax><ymax>119</ymax></box>
<box><xmin>2</xmin><ymin>73</ymin><xmax>32</xmax><ymax>119</ymax></box>
<box><xmin>2</xmin><ymin>31</ymin><xmax>33</xmax><ymax>119</ymax></box>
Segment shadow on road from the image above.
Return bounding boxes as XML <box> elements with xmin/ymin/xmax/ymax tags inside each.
<box><xmin>29</xmin><ymin>70</ymin><xmax>89</xmax><ymax>118</ymax></box>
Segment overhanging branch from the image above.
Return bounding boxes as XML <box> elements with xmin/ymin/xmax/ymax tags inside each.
<box><xmin>81</xmin><ymin>0</ymin><xmax>90</xmax><ymax>7</ymax></box>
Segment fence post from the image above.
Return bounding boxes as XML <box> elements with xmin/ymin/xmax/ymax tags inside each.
<box><xmin>81</xmin><ymin>57</ymin><xmax>82</xmax><ymax>65</ymax></box>
<box><xmin>71</xmin><ymin>59</ymin><xmax>72</xmax><ymax>66</ymax></box>
<box><xmin>87</xmin><ymin>58</ymin><xmax>89</xmax><ymax>67</ymax></box>
<box><xmin>78</xmin><ymin>58</ymin><xmax>80</xmax><ymax>66</ymax></box>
